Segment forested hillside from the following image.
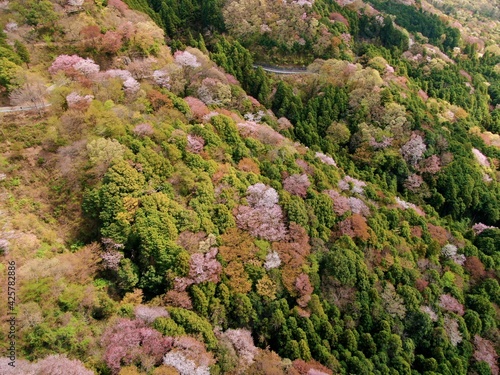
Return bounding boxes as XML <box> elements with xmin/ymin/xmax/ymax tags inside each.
<box><xmin>0</xmin><ymin>0</ymin><xmax>499</xmax><ymax>374</ymax></box>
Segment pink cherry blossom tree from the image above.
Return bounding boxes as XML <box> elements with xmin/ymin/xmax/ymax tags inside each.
<box><xmin>472</xmin><ymin>148</ymin><xmax>490</xmax><ymax>168</ymax></box>
<box><xmin>221</xmin><ymin>329</ymin><xmax>258</xmax><ymax>367</ymax></box>
<box><xmin>472</xmin><ymin>223</ymin><xmax>496</xmax><ymax>235</ymax></box>
<box><xmin>400</xmin><ymin>133</ymin><xmax>427</xmax><ymax>166</ymax></box>
<box><xmin>101</xmin><ymin>318</ymin><xmax>173</xmax><ymax>374</ymax></box>
<box><xmin>187</xmin><ymin>134</ymin><xmax>205</xmax><ymax>154</ymax></box>
<box><xmin>134</xmin><ymin>305</ymin><xmax>170</xmax><ymax>324</ymax></box>
<box><xmin>439</xmin><ymin>294</ymin><xmax>464</xmax><ymax>316</ymax></box>
<box><xmin>420</xmin><ymin>155</ymin><xmax>441</xmax><ymax>174</ymax></box>
<box><xmin>174</xmin><ymin>247</ymin><xmax>222</xmax><ymax>291</ymax></box>
<box><xmin>283</xmin><ymin>174</ymin><xmax>311</xmax><ymax>198</ymax></box>
<box><xmin>174</xmin><ymin>50</ymin><xmax>201</xmax><ymax>68</ymax></box>
<box><xmin>474</xmin><ymin>335</ymin><xmax>499</xmax><ymax>375</ymax></box>
<box><xmin>444</xmin><ymin>315</ymin><xmax>462</xmax><ymax>346</ymax></box>
<box><xmin>235</xmin><ymin>183</ymin><xmax>287</xmax><ymax>241</ymax></box>
<box><xmin>49</xmin><ymin>54</ymin><xmax>84</xmax><ymax>75</ymax></box>
<box><xmin>133</xmin><ymin>123</ymin><xmax>154</xmax><ymax>137</ymax></box>
<box><xmin>184</xmin><ymin>96</ymin><xmax>210</xmax><ymax>120</ymax></box>
<box><xmin>66</xmin><ymin>92</ymin><xmax>94</xmax><ymax>110</ymax></box>
<box><xmin>404</xmin><ymin>174</ymin><xmax>423</xmax><ymax>192</ymax></box>
<box><xmin>315</xmin><ymin>151</ymin><xmax>337</xmax><ymax>166</ymax></box>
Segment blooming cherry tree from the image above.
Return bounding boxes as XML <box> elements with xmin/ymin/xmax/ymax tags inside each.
<box><xmin>66</xmin><ymin>92</ymin><xmax>94</xmax><ymax>110</ymax></box>
<box><xmin>473</xmin><ymin>335</ymin><xmax>499</xmax><ymax>375</ymax></box>
<box><xmin>187</xmin><ymin>134</ymin><xmax>205</xmax><ymax>154</ymax></box>
<box><xmin>283</xmin><ymin>174</ymin><xmax>311</xmax><ymax>198</ymax></box>
<box><xmin>315</xmin><ymin>151</ymin><xmax>337</xmax><ymax>166</ymax></box>
<box><xmin>472</xmin><ymin>148</ymin><xmax>490</xmax><ymax>168</ymax></box>
<box><xmin>235</xmin><ymin>183</ymin><xmax>287</xmax><ymax>241</ymax></box>
<box><xmin>174</xmin><ymin>50</ymin><xmax>201</xmax><ymax>68</ymax></box>
<box><xmin>264</xmin><ymin>251</ymin><xmax>281</xmax><ymax>270</ymax></box>
<box><xmin>439</xmin><ymin>294</ymin><xmax>464</xmax><ymax>316</ymax></box>
<box><xmin>73</xmin><ymin>58</ymin><xmax>100</xmax><ymax>76</ymax></box>
<box><xmin>400</xmin><ymin>133</ymin><xmax>427</xmax><ymax>166</ymax></box>
<box><xmin>472</xmin><ymin>222</ymin><xmax>496</xmax><ymax>235</ymax></box>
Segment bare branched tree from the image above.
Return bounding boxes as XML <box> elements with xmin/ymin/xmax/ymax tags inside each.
<box><xmin>9</xmin><ymin>80</ymin><xmax>47</xmax><ymax>116</ymax></box>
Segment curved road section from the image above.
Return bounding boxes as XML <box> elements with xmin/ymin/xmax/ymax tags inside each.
<box><xmin>253</xmin><ymin>64</ymin><xmax>311</xmax><ymax>75</ymax></box>
<box><xmin>0</xmin><ymin>103</ymin><xmax>51</xmax><ymax>113</ymax></box>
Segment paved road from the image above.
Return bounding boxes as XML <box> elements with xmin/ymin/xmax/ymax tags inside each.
<box><xmin>253</xmin><ymin>64</ymin><xmax>311</xmax><ymax>75</ymax></box>
<box><xmin>0</xmin><ymin>103</ymin><xmax>51</xmax><ymax>113</ymax></box>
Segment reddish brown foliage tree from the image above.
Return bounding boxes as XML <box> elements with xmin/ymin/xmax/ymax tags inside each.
<box><xmin>272</xmin><ymin>223</ymin><xmax>311</xmax><ymax>296</ymax></box>
<box><xmin>338</xmin><ymin>214</ymin><xmax>370</xmax><ymax>241</ymax></box>
<box><xmin>147</xmin><ymin>90</ymin><xmax>172</xmax><ymax>111</ymax></box>
<box><xmin>164</xmin><ymin>290</ymin><xmax>193</xmax><ymax>309</ymax></box>
<box><xmin>238</xmin><ymin>158</ymin><xmax>260</xmax><ymax>174</ymax></box>
<box><xmin>427</xmin><ymin>223</ymin><xmax>448</xmax><ymax>246</ymax></box>
<box><xmin>464</xmin><ymin>256</ymin><xmax>486</xmax><ymax>279</ymax></box>
<box><xmin>415</xmin><ymin>278</ymin><xmax>429</xmax><ymax>292</ymax></box>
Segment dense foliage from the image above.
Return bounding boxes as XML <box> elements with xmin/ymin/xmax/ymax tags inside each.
<box><xmin>0</xmin><ymin>0</ymin><xmax>499</xmax><ymax>374</ymax></box>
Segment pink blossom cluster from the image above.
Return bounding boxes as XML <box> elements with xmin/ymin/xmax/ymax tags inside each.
<box><xmin>174</xmin><ymin>50</ymin><xmax>201</xmax><ymax>68</ymax></box>
<box><xmin>237</xmin><ymin>121</ymin><xmax>286</xmax><ymax>146</ymax></box>
<box><xmin>283</xmin><ymin>174</ymin><xmax>311</xmax><ymax>198</ymax></box>
<box><xmin>400</xmin><ymin>133</ymin><xmax>427</xmax><ymax>166</ymax></box>
<box><xmin>236</xmin><ymin>183</ymin><xmax>287</xmax><ymax>241</ymax></box>
<box><xmin>102</xmin><ymin>318</ymin><xmax>173</xmax><ymax>374</ymax></box>
<box><xmin>49</xmin><ymin>55</ymin><xmax>100</xmax><ymax>77</ymax></box>
<box><xmin>264</xmin><ymin>251</ymin><xmax>281</xmax><ymax>270</ymax></box>
<box><xmin>472</xmin><ymin>222</ymin><xmax>497</xmax><ymax>235</ymax></box>
<box><xmin>66</xmin><ymin>92</ymin><xmax>94</xmax><ymax>110</ymax></box>
<box><xmin>100</xmin><ymin>250</ymin><xmax>123</xmax><ymax>271</ymax></box>
<box><xmin>404</xmin><ymin>174</ymin><xmax>423</xmax><ymax>192</ymax></box>
<box><xmin>439</xmin><ymin>294</ymin><xmax>465</xmax><ymax>316</ymax></box>
<box><xmin>395</xmin><ymin>197</ymin><xmax>424</xmax><ymax>216</ymax></box>
<box><xmin>338</xmin><ymin>175</ymin><xmax>366</xmax><ymax>194</ymax></box>
<box><xmin>277</xmin><ymin>117</ymin><xmax>293</xmax><ymax>130</ymax></box>
<box><xmin>420</xmin><ymin>155</ymin><xmax>441</xmax><ymax>174</ymax></box>
<box><xmin>315</xmin><ymin>151</ymin><xmax>337</xmax><ymax>166</ymax></box>
<box><xmin>291</xmin><ymin>0</ymin><xmax>314</xmax><ymax>6</ymax></box>
<box><xmin>185</xmin><ymin>96</ymin><xmax>210</xmax><ymax>119</ymax></box>
<box><xmin>202</xmin><ymin>111</ymin><xmax>219</xmax><ymax>122</ymax></box>
<box><xmin>134</xmin><ymin>305</ymin><xmax>170</xmax><ymax>324</ymax></box>
<box><xmin>133</xmin><ymin>123</ymin><xmax>154</xmax><ymax>137</ymax></box>
<box><xmin>222</xmin><ymin>329</ymin><xmax>258</xmax><ymax>366</ymax></box>
<box><xmin>153</xmin><ymin>69</ymin><xmax>170</xmax><ymax>88</ymax></box>
<box><xmin>348</xmin><ymin>197</ymin><xmax>370</xmax><ymax>216</ymax></box>
<box><xmin>163</xmin><ymin>351</ymin><xmax>210</xmax><ymax>375</ymax></box>
<box><xmin>187</xmin><ymin>134</ymin><xmax>205</xmax><ymax>154</ymax></box>
<box><xmin>104</xmin><ymin>69</ymin><xmax>140</xmax><ymax>95</ymax></box>
<box><xmin>0</xmin><ymin>355</ymin><xmax>93</xmax><ymax>375</ymax></box>
<box><xmin>163</xmin><ymin>336</ymin><xmax>213</xmax><ymax>375</ymax></box>
<box><xmin>420</xmin><ymin>305</ymin><xmax>438</xmax><ymax>321</ymax></box>
<box><xmin>472</xmin><ymin>148</ymin><xmax>490</xmax><ymax>168</ymax></box>
<box><xmin>444</xmin><ymin>315</ymin><xmax>462</xmax><ymax>346</ymax></box>
<box><xmin>197</xmin><ymin>77</ymin><xmax>231</xmax><ymax>105</ymax></box>
<box><xmin>174</xmin><ymin>247</ymin><xmax>222</xmax><ymax>291</ymax></box>
<box><xmin>369</xmin><ymin>136</ymin><xmax>393</xmax><ymax>150</ymax></box>
<box><xmin>4</xmin><ymin>22</ymin><xmax>17</xmax><ymax>32</ymax></box>
<box><xmin>327</xmin><ymin>190</ymin><xmax>351</xmax><ymax>215</ymax></box>
<box><xmin>328</xmin><ymin>190</ymin><xmax>370</xmax><ymax>217</ymax></box>
<box><xmin>260</xmin><ymin>24</ymin><xmax>272</xmax><ymax>33</ymax></box>
<box><xmin>244</xmin><ymin>110</ymin><xmax>266</xmax><ymax>122</ymax></box>
<box><xmin>67</xmin><ymin>0</ymin><xmax>84</xmax><ymax>6</ymax></box>
<box><xmin>474</xmin><ymin>335</ymin><xmax>499</xmax><ymax>375</ymax></box>
<box><xmin>294</xmin><ymin>159</ymin><xmax>309</xmax><ymax>174</ymax></box>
